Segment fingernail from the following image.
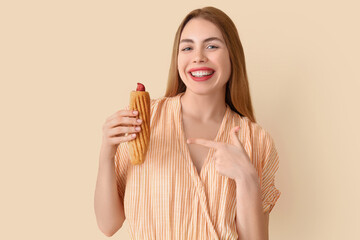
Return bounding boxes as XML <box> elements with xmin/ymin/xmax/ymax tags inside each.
<box><xmin>135</xmin><ymin>127</ymin><xmax>141</xmax><ymax>131</ymax></box>
<box><xmin>131</xmin><ymin>133</ymin><xmax>136</xmax><ymax>137</ymax></box>
<box><xmin>137</xmin><ymin>119</ymin><xmax>142</xmax><ymax>123</ymax></box>
<box><xmin>133</xmin><ymin>111</ymin><xmax>138</xmax><ymax>115</ymax></box>
<box><xmin>186</xmin><ymin>139</ymin><xmax>190</xmax><ymax>144</ymax></box>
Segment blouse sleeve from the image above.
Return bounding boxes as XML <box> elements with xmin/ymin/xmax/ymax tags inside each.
<box><xmin>260</xmin><ymin>131</ymin><xmax>281</xmax><ymax>213</ymax></box>
<box><xmin>114</xmin><ymin>141</ymin><xmax>129</xmax><ymax>204</ymax></box>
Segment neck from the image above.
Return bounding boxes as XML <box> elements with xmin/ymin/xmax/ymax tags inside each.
<box><xmin>180</xmin><ymin>89</ymin><xmax>227</xmax><ymax>123</ymax></box>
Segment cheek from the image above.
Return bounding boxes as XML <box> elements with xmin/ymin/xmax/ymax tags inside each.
<box><xmin>218</xmin><ymin>49</ymin><xmax>231</xmax><ymax>72</ymax></box>
<box><xmin>177</xmin><ymin>56</ymin><xmax>185</xmax><ymax>72</ymax></box>
<box><xmin>177</xmin><ymin>55</ymin><xmax>189</xmax><ymax>80</ymax></box>
<box><xmin>220</xmin><ymin>56</ymin><xmax>231</xmax><ymax>79</ymax></box>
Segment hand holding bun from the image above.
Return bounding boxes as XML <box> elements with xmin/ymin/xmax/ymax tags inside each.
<box><xmin>128</xmin><ymin>83</ymin><xmax>150</xmax><ymax>165</ymax></box>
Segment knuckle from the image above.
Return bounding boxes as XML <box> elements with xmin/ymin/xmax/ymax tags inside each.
<box><xmin>105</xmin><ymin>132</ymin><xmax>111</xmax><ymax>139</ymax></box>
<box><xmin>116</xmin><ymin>126</ymin><xmax>123</xmax><ymax>134</ymax></box>
<box><xmin>118</xmin><ymin>116</ymin><xmax>124</xmax><ymax>123</ymax></box>
<box><xmin>117</xmin><ymin>110</ymin><xmax>123</xmax><ymax>117</ymax></box>
<box><xmin>108</xmin><ymin>138</ymin><xmax>115</xmax><ymax>145</ymax></box>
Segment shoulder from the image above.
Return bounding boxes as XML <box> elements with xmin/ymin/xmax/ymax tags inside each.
<box><xmin>150</xmin><ymin>96</ymin><xmax>167</xmax><ymax>112</ymax></box>
<box><xmin>235</xmin><ymin>114</ymin><xmax>276</xmax><ymax>155</ymax></box>
<box><xmin>150</xmin><ymin>94</ymin><xmax>178</xmax><ymax>107</ymax></box>
<box><xmin>150</xmin><ymin>94</ymin><xmax>179</xmax><ymax>116</ymax></box>
<box><xmin>242</xmin><ymin>115</ymin><xmax>273</xmax><ymax>141</ymax></box>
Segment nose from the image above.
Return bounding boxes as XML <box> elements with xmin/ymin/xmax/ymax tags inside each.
<box><xmin>192</xmin><ymin>49</ymin><xmax>208</xmax><ymax>63</ymax></box>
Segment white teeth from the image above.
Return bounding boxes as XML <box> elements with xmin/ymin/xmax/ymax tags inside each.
<box><xmin>190</xmin><ymin>70</ymin><xmax>214</xmax><ymax>77</ymax></box>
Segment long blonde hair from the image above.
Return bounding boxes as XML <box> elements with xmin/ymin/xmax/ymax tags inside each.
<box><xmin>165</xmin><ymin>6</ymin><xmax>256</xmax><ymax>122</ymax></box>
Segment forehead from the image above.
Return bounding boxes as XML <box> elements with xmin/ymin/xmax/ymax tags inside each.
<box><xmin>180</xmin><ymin>18</ymin><xmax>224</xmax><ymax>41</ymax></box>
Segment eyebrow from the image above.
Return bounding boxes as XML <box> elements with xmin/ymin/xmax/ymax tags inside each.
<box><xmin>179</xmin><ymin>37</ymin><xmax>224</xmax><ymax>44</ymax></box>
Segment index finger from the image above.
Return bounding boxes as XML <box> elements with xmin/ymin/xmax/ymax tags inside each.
<box><xmin>186</xmin><ymin>138</ymin><xmax>220</xmax><ymax>149</ymax></box>
<box><xmin>108</xmin><ymin>109</ymin><xmax>138</xmax><ymax>121</ymax></box>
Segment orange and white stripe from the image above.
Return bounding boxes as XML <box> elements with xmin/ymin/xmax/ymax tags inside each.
<box><xmin>115</xmin><ymin>92</ymin><xmax>281</xmax><ymax>239</ymax></box>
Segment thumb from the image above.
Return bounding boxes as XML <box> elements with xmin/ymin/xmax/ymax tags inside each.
<box><xmin>230</xmin><ymin>126</ymin><xmax>242</xmax><ymax>148</ymax></box>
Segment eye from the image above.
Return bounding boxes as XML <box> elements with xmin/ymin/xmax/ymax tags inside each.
<box><xmin>181</xmin><ymin>47</ymin><xmax>192</xmax><ymax>51</ymax></box>
<box><xmin>207</xmin><ymin>45</ymin><xmax>219</xmax><ymax>49</ymax></box>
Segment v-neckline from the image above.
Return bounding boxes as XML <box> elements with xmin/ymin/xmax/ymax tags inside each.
<box><xmin>176</xmin><ymin>92</ymin><xmax>230</xmax><ymax>178</ymax></box>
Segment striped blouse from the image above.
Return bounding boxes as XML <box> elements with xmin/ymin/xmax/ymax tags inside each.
<box><xmin>115</xmin><ymin>92</ymin><xmax>281</xmax><ymax>239</ymax></box>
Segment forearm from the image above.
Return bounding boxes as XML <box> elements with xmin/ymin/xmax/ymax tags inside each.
<box><xmin>235</xmin><ymin>175</ymin><xmax>267</xmax><ymax>240</ymax></box>
<box><xmin>94</xmin><ymin>152</ymin><xmax>125</xmax><ymax>236</ymax></box>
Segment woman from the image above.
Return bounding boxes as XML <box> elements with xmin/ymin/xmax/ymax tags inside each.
<box><xmin>94</xmin><ymin>6</ymin><xmax>281</xmax><ymax>240</ymax></box>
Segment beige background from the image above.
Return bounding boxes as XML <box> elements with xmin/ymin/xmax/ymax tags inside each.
<box><xmin>1</xmin><ymin>0</ymin><xmax>359</xmax><ymax>239</ymax></box>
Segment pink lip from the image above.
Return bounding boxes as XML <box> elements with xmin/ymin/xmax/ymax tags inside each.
<box><xmin>188</xmin><ymin>67</ymin><xmax>215</xmax><ymax>82</ymax></box>
<box><xmin>188</xmin><ymin>67</ymin><xmax>215</xmax><ymax>72</ymax></box>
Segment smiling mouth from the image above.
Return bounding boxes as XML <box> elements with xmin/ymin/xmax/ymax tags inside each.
<box><xmin>190</xmin><ymin>70</ymin><xmax>215</xmax><ymax>77</ymax></box>
<box><xmin>188</xmin><ymin>70</ymin><xmax>215</xmax><ymax>82</ymax></box>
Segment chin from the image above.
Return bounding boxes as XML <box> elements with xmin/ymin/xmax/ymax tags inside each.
<box><xmin>186</xmin><ymin>86</ymin><xmax>220</xmax><ymax>96</ymax></box>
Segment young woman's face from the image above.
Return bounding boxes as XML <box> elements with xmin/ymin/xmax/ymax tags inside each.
<box><xmin>178</xmin><ymin>18</ymin><xmax>231</xmax><ymax>95</ymax></box>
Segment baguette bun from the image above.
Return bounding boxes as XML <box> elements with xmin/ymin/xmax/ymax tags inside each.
<box><xmin>128</xmin><ymin>89</ymin><xmax>150</xmax><ymax>165</ymax></box>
